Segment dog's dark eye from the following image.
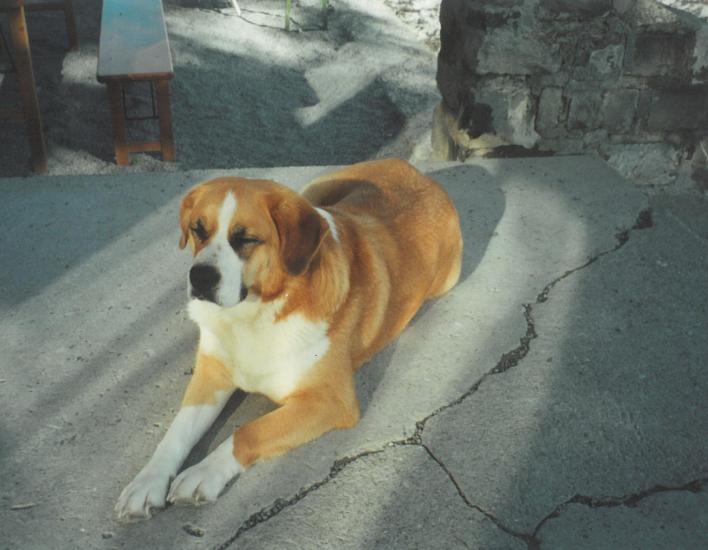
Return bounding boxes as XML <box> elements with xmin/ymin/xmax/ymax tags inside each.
<box><xmin>229</xmin><ymin>229</ymin><xmax>261</xmax><ymax>251</ymax></box>
<box><xmin>191</xmin><ymin>220</ymin><xmax>209</xmax><ymax>242</ymax></box>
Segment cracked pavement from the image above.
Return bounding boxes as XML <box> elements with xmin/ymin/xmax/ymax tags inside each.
<box><xmin>2</xmin><ymin>157</ymin><xmax>707</xmax><ymax>549</ymax></box>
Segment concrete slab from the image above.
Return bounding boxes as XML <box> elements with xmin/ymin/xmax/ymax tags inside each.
<box><xmin>0</xmin><ymin>157</ymin><xmax>661</xmax><ymax>548</ymax></box>
<box><xmin>650</xmin><ymin>192</ymin><xmax>708</xmax><ymax>243</ymax></box>
<box><xmin>236</xmin><ymin>446</ymin><xmax>525</xmax><ymax>550</ymax></box>
<box><xmin>423</xmin><ymin>206</ymin><xmax>708</xmax><ymax>536</ymax></box>
<box><xmin>536</xmin><ymin>488</ymin><xmax>708</xmax><ymax>549</ymax></box>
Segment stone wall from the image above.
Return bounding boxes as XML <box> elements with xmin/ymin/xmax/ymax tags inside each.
<box><xmin>433</xmin><ymin>0</ymin><xmax>708</xmax><ymax>190</ymax></box>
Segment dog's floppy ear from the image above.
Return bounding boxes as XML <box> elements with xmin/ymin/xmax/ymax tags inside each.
<box><xmin>270</xmin><ymin>194</ymin><xmax>328</xmax><ymax>276</ymax></box>
<box><xmin>178</xmin><ymin>185</ymin><xmax>206</xmax><ymax>249</ymax></box>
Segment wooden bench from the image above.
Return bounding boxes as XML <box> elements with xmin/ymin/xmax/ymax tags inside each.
<box><xmin>97</xmin><ymin>0</ymin><xmax>175</xmax><ymax>166</ymax></box>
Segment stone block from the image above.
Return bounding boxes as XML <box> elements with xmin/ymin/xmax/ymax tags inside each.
<box><xmin>647</xmin><ymin>87</ymin><xmax>708</xmax><ymax>131</ymax></box>
<box><xmin>477</xmin><ymin>28</ymin><xmax>561</xmax><ymax>75</ymax></box>
<box><xmin>605</xmin><ymin>142</ymin><xmax>682</xmax><ymax>186</ymax></box>
<box><xmin>601</xmin><ymin>89</ymin><xmax>638</xmax><ymax>133</ymax></box>
<box><xmin>567</xmin><ymin>91</ymin><xmax>603</xmax><ymax>130</ymax></box>
<box><xmin>626</xmin><ymin>33</ymin><xmax>694</xmax><ymax>81</ymax></box>
<box><xmin>582</xmin><ymin>129</ymin><xmax>609</xmax><ymax>148</ymax></box>
<box><xmin>612</xmin><ymin>0</ymin><xmax>635</xmax><ymax>14</ymax></box>
<box><xmin>439</xmin><ymin>0</ymin><xmax>469</xmax><ymax>23</ymax></box>
<box><xmin>634</xmin><ymin>89</ymin><xmax>653</xmax><ymax>131</ymax></box>
<box><xmin>538</xmin><ymin>136</ymin><xmax>586</xmax><ymax>154</ymax></box>
<box><xmin>692</xmin><ymin>138</ymin><xmax>708</xmax><ymax>192</ymax></box>
<box><xmin>588</xmin><ymin>43</ymin><xmax>625</xmax><ymax>77</ymax></box>
<box><xmin>476</xmin><ymin>78</ymin><xmax>540</xmax><ymax>148</ymax></box>
<box><xmin>539</xmin><ymin>0</ymin><xmax>612</xmax><ymax>17</ymax></box>
<box><xmin>454</xmin><ymin>0</ymin><xmax>524</xmax><ymax>9</ymax></box>
<box><xmin>437</xmin><ymin>0</ymin><xmax>477</xmax><ymax>115</ymax></box>
<box><xmin>462</xmin><ymin>32</ymin><xmax>485</xmax><ymax>72</ymax></box>
<box><xmin>693</xmin><ymin>25</ymin><xmax>708</xmax><ymax>84</ymax></box>
<box><xmin>573</xmin><ymin>41</ymin><xmax>626</xmax><ymax>82</ymax></box>
<box><xmin>536</xmin><ymin>87</ymin><xmax>565</xmax><ymax>135</ymax></box>
<box><xmin>608</xmin><ymin>133</ymin><xmax>668</xmax><ymax>148</ymax></box>
<box><xmin>634</xmin><ymin>0</ymin><xmax>699</xmax><ymax>32</ymax></box>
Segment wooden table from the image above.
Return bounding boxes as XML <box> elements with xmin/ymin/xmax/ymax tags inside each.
<box><xmin>97</xmin><ymin>0</ymin><xmax>175</xmax><ymax>166</ymax></box>
<box><xmin>1</xmin><ymin>0</ymin><xmax>48</xmax><ymax>173</ymax></box>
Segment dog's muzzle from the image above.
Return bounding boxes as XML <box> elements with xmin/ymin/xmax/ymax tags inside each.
<box><xmin>189</xmin><ymin>264</ymin><xmax>220</xmax><ymax>303</ymax></box>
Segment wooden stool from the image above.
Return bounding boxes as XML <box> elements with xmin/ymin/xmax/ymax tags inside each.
<box><xmin>97</xmin><ymin>0</ymin><xmax>175</xmax><ymax>166</ymax></box>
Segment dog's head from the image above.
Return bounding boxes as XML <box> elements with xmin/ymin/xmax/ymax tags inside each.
<box><xmin>179</xmin><ymin>178</ymin><xmax>328</xmax><ymax>308</ymax></box>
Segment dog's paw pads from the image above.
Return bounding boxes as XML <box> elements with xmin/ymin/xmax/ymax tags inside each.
<box><xmin>114</xmin><ymin>471</ymin><xmax>170</xmax><ymax>522</ymax></box>
<box><xmin>167</xmin><ymin>463</ymin><xmax>229</xmax><ymax>505</ymax></box>
<box><xmin>167</xmin><ymin>446</ymin><xmax>242</xmax><ymax>506</ymax></box>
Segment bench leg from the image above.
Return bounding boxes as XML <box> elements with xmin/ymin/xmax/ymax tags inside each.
<box><xmin>155</xmin><ymin>80</ymin><xmax>176</xmax><ymax>162</ymax></box>
<box><xmin>106</xmin><ymin>82</ymin><xmax>130</xmax><ymax>166</ymax></box>
<box><xmin>9</xmin><ymin>5</ymin><xmax>48</xmax><ymax>174</ymax></box>
<box><xmin>63</xmin><ymin>0</ymin><xmax>79</xmax><ymax>51</ymax></box>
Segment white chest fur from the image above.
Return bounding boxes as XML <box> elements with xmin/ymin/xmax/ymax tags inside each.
<box><xmin>187</xmin><ymin>299</ymin><xmax>329</xmax><ymax>402</ymax></box>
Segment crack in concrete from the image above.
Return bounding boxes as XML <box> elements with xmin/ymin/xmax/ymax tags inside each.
<box><xmin>215</xmin><ymin>207</ymin><xmax>654</xmax><ymax>549</ymax></box>
<box><xmin>567</xmin><ymin>477</ymin><xmax>708</xmax><ymax>508</ymax></box>
<box><xmin>537</xmin><ymin>207</ymin><xmax>653</xmax><ymax>304</ymax></box>
<box><xmin>424</xmin><ymin>207</ymin><xmax>654</xmax><ymax>423</ymax></box>
<box><xmin>528</xmin><ymin>477</ymin><xmax>708</xmax><ymax>549</ymax></box>
<box><xmin>421</xmin><ymin>443</ymin><xmax>533</xmax><ymax>545</ymax></box>
<box><xmin>213</xmin><ymin>449</ymin><xmax>387</xmax><ymax>550</ymax></box>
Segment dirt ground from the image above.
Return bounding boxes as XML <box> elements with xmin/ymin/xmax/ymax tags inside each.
<box><xmin>0</xmin><ymin>0</ymin><xmax>441</xmax><ymax>177</ymax></box>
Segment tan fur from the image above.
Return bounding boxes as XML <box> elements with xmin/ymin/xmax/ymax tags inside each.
<box><xmin>180</xmin><ymin>159</ymin><xmax>462</xmax><ymax>466</ymax></box>
<box><xmin>182</xmin><ymin>354</ymin><xmax>235</xmax><ymax>407</ymax></box>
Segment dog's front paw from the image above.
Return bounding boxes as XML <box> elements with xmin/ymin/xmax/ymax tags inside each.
<box><xmin>167</xmin><ymin>441</ymin><xmax>242</xmax><ymax>506</ymax></box>
<box><xmin>114</xmin><ymin>469</ymin><xmax>171</xmax><ymax>522</ymax></box>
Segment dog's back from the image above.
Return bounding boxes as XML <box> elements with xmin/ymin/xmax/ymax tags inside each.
<box><xmin>303</xmin><ymin>159</ymin><xmax>463</xmax><ymax>364</ymax></box>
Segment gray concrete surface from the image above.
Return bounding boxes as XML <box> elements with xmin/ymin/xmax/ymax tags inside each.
<box><xmin>1</xmin><ymin>157</ymin><xmax>707</xmax><ymax>549</ymax></box>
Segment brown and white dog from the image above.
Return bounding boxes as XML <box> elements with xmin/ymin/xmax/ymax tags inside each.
<box><xmin>115</xmin><ymin>159</ymin><xmax>463</xmax><ymax>521</ymax></box>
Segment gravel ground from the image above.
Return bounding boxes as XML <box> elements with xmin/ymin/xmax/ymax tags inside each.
<box><xmin>0</xmin><ymin>0</ymin><xmax>441</xmax><ymax>177</ymax></box>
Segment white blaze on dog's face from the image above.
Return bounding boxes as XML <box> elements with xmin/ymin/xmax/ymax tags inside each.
<box><xmin>190</xmin><ymin>192</ymin><xmax>244</xmax><ymax>307</ymax></box>
<box><xmin>178</xmin><ymin>178</ymin><xmax>328</xmax><ymax>309</ymax></box>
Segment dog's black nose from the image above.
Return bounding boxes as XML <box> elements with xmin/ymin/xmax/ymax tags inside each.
<box><xmin>190</xmin><ymin>264</ymin><xmax>220</xmax><ymax>296</ymax></box>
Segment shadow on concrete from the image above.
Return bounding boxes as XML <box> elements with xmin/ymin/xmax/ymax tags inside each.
<box><xmin>0</xmin><ymin>177</ymin><xmax>187</xmax><ymax>310</ymax></box>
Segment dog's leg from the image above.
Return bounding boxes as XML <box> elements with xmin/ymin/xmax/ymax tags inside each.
<box><xmin>167</xmin><ymin>371</ymin><xmax>359</xmax><ymax>505</ymax></box>
<box><xmin>114</xmin><ymin>354</ymin><xmax>235</xmax><ymax>521</ymax></box>
<box><xmin>233</xmin><ymin>384</ymin><xmax>360</xmax><ymax>467</ymax></box>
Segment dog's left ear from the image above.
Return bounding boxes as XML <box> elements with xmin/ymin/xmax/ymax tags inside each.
<box><xmin>178</xmin><ymin>185</ymin><xmax>206</xmax><ymax>249</ymax></box>
<box><xmin>270</xmin><ymin>194</ymin><xmax>328</xmax><ymax>276</ymax></box>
